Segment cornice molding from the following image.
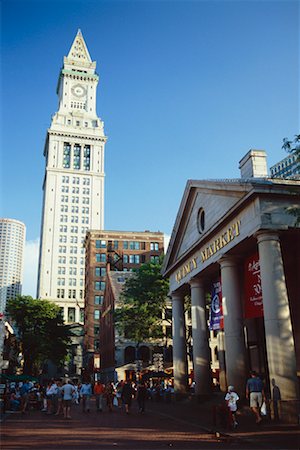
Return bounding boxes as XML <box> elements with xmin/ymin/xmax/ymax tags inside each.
<box><xmin>48</xmin><ymin>129</ymin><xmax>107</xmax><ymax>143</ymax></box>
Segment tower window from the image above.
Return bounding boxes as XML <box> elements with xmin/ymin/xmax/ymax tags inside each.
<box><xmin>63</xmin><ymin>143</ymin><xmax>71</xmax><ymax>168</ymax></box>
<box><xmin>83</xmin><ymin>145</ymin><xmax>91</xmax><ymax>171</ymax></box>
<box><xmin>73</xmin><ymin>144</ymin><xmax>81</xmax><ymax>169</ymax></box>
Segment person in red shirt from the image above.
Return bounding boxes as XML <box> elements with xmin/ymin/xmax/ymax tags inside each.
<box><xmin>94</xmin><ymin>381</ymin><xmax>105</xmax><ymax>412</ymax></box>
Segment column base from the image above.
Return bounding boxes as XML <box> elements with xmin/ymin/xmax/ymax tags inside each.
<box><xmin>275</xmin><ymin>400</ymin><xmax>300</xmax><ymax>424</ymax></box>
<box><xmin>174</xmin><ymin>392</ymin><xmax>189</xmax><ymax>401</ymax></box>
<box><xmin>195</xmin><ymin>394</ymin><xmax>211</xmax><ymax>403</ymax></box>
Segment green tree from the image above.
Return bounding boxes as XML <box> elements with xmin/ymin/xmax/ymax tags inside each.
<box><xmin>282</xmin><ymin>135</ymin><xmax>300</xmax><ymax>163</ymax></box>
<box><xmin>6</xmin><ymin>296</ymin><xmax>70</xmax><ymax>375</ymax></box>
<box><xmin>114</xmin><ymin>259</ymin><xmax>169</xmax><ymax>349</ymax></box>
<box><xmin>282</xmin><ymin>135</ymin><xmax>300</xmax><ymax>223</ymax></box>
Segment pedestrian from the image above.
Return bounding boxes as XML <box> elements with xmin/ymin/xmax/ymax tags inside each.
<box><xmin>55</xmin><ymin>380</ymin><xmax>64</xmax><ymax>416</ymax></box>
<box><xmin>47</xmin><ymin>379</ymin><xmax>59</xmax><ymax>414</ymax></box>
<box><xmin>61</xmin><ymin>379</ymin><xmax>75</xmax><ymax>419</ymax></box>
<box><xmin>80</xmin><ymin>380</ymin><xmax>92</xmax><ymax>412</ymax></box>
<box><xmin>271</xmin><ymin>378</ymin><xmax>281</xmax><ymax>421</ymax></box>
<box><xmin>225</xmin><ymin>385</ymin><xmax>239</xmax><ymax>428</ymax></box>
<box><xmin>115</xmin><ymin>380</ymin><xmax>124</xmax><ymax>408</ymax></box>
<box><xmin>246</xmin><ymin>371</ymin><xmax>265</xmax><ymax>424</ymax></box>
<box><xmin>94</xmin><ymin>381</ymin><xmax>105</xmax><ymax>412</ymax></box>
<box><xmin>121</xmin><ymin>379</ymin><xmax>135</xmax><ymax>414</ymax></box>
<box><xmin>136</xmin><ymin>381</ymin><xmax>147</xmax><ymax>414</ymax></box>
<box><xmin>104</xmin><ymin>382</ymin><xmax>115</xmax><ymax>412</ymax></box>
<box><xmin>20</xmin><ymin>380</ymin><xmax>32</xmax><ymax>414</ymax></box>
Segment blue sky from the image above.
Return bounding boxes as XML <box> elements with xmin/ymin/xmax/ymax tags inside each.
<box><xmin>1</xmin><ymin>0</ymin><xmax>299</xmax><ymax>294</ymax></box>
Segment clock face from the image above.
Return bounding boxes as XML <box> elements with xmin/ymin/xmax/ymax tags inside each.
<box><xmin>71</xmin><ymin>84</ymin><xmax>87</xmax><ymax>98</ymax></box>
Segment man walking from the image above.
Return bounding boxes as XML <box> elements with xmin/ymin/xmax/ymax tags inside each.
<box><xmin>80</xmin><ymin>380</ymin><xmax>92</xmax><ymax>412</ymax></box>
<box><xmin>61</xmin><ymin>379</ymin><xmax>75</xmax><ymax>419</ymax></box>
<box><xmin>246</xmin><ymin>371</ymin><xmax>265</xmax><ymax>424</ymax></box>
<box><xmin>94</xmin><ymin>381</ymin><xmax>105</xmax><ymax>412</ymax></box>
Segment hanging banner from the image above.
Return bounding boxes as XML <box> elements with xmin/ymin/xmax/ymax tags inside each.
<box><xmin>209</xmin><ymin>280</ymin><xmax>223</xmax><ymax>330</ymax></box>
<box><xmin>244</xmin><ymin>252</ymin><xmax>263</xmax><ymax>318</ymax></box>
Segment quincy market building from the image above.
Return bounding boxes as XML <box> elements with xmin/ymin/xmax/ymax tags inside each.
<box><xmin>162</xmin><ymin>150</ymin><xmax>300</xmax><ymax>422</ymax></box>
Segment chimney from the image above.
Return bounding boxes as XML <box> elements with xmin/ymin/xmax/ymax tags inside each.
<box><xmin>239</xmin><ymin>149</ymin><xmax>268</xmax><ymax>179</ymax></box>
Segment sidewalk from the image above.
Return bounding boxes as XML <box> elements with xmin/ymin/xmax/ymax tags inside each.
<box><xmin>147</xmin><ymin>393</ymin><xmax>300</xmax><ymax>449</ymax></box>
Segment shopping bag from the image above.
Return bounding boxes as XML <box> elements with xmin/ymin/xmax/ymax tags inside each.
<box><xmin>260</xmin><ymin>401</ymin><xmax>267</xmax><ymax>416</ymax></box>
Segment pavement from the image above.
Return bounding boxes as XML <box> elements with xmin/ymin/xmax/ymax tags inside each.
<box><xmin>1</xmin><ymin>393</ymin><xmax>300</xmax><ymax>450</ymax></box>
<box><xmin>147</xmin><ymin>393</ymin><xmax>300</xmax><ymax>450</ymax></box>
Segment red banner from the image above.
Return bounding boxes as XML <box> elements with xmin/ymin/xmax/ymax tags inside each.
<box><xmin>244</xmin><ymin>253</ymin><xmax>263</xmax><ymax>318</ymax></box>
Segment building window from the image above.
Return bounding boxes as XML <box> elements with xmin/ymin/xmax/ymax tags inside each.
<box><xmin>123</xmin><ymin>254</ymin><xmax>128</xmax><ymax>263</ymax></box>
<box><xmin>63</xmin><ymin>143</ymin><xmax>71</xmax><ymax>168</ymax></box>
<box><xmin>80</xmin><ymin>308</ymin><xmax>84</xmax><ymax>323</ymax></box>
<box><xmin>129</xmin><ymin>241</ymin><xmax>140</xmax><ymax>250</ymax></box>
<box><xmin>150</xmin><ymin>242</ymin><xmax>159</xmax><ymax>251</ymax></box>
<box><xmin>57</xmin><ymin>289</ymin><xmax>65</xmax><ymax>299</ymax></box>
<box><xmin>94</xmin><ymin>326</ymin><xmax>100</xmax><ymax>335</ymax></box>
<box><xmin>94</xmin><ymin>340</ymin><xmax>100</xmax><ymax>350</ymax></box>
<box><xmin>68</xmin><ymin>289</ymin><xmax>76</xmax><ymax>299</ymax></box>
<box><xmin>83</xmin><ymin>145</ymin><xmax>90</xmax><ymax>170</ymax></box>
<box><xmin>150</xmin><ymin>255</ymin><xmax>160</xmax><ymax>263</ymax></box>
<box><xmin>95</xmin><ymin>267</ymin><xmax>106</xmax><ymax>277</ymax></box>
<box><xmin>123</xmin><ymin>241</ymin><xmax>128</xmax><ymax>249</ymax></box>
<box><xmin>94</xmin><ymin>295</ymin><xmax>103</xmax><ymax>305</ymax></box>
<box><xmin>129</xmin><ymin>255</ymin><xmax>140</xmax><ymax>264</ymax></box>
<box><xmin>95</xmin><ymin>281</ymin><xmax>105</xmax><ymax>291</ymax></box>
<box><xmin>73</xmin><ymin>144</ymin><xmax>81</xmax><ymax>169</ymax></box>
<box><xmin>95</xmin><ymin>239</ymin><xmax>106</xmax><ymax>248</ymax></box>
<box><xmin>68</xmin><ymin>307</ymin><xmax>76</xmax><ymax>322</ymax></box>
<box><xmin>95</xmin><ymin>253</ymin><xmax>106</xmax><ymax>263</ymax></box>
<box><xmin>94</xmin><ymin>310</ymin><xmax>100</xmax><ymax>320</ymax></box>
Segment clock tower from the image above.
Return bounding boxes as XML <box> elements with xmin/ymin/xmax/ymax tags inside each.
<box><xmin>37</xmin><ymin>30</ymin><xmax>107</xmax><ymax>342</ymax></box>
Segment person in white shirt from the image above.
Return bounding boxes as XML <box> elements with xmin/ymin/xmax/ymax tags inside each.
<box><xmin>225</xmin><ymin>385</ymin><xmax>239</xmax><ymax>428</ymax></box>
<box><xmin>61</xmin><ymin>380</ymin><xmax>75</xmax><ymax>419</ymax></box>
<box><xmin>80</xmin><ymin>381</ymin><xmax>92</xmax><ymax>412</ymax></box>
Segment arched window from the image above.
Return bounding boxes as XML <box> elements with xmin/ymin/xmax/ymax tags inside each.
<box><xmin>124</xmin><ymin>346</ymin><xmax>135</xmax><ymax>364</ymax></box>
<box><xmin>139</xmin><ymin>346</ymin><xmax>150</xmax><ymax>363</ymax></box>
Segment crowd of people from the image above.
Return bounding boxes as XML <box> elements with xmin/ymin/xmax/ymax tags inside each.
<box><xmin>3</xmin><ymin>377</ymin><xmax>175</xmax><ymax>418</ymax></box>
<box><xmin>4</xmin><ymin>370</ymin><xmax>270</xmax><ymax>428</ymax></box>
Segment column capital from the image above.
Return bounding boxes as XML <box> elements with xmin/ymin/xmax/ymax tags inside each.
<box><xmin>170</xmin><ymin>291</ymin><xmax>184</xmax><ymax>302</ymax></box>
<box><xmin>218</xmin><ymin>255</ymin><xmax>240</xmax><ymax>269</ymax></box>
<box><xmin>255</xmin><ymin>230</ymin><xmax>280</xmax><ymax>245</ymax></box>
<box><xmin>189</xmin><ymin>277</ymin><xmax>204</xmax><ymax>289</ymax></box>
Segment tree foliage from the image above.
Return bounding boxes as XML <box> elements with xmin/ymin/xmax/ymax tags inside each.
<box><xmin>282</xmin><ymin>135</ymin><xmax>300</xmax><ymax>164</ymax></box>
<box><xmin>282</xmin><ymin>135</ymin><xmax>300</xmax><ymax>224</ymax></box>
<box><xmin>114</xmin><ymin>259</ymin><xmax>169</xmax><ymax>346</ymax></box>
<box><xmin>6</xmin><ymin>296</ymin><xmax>70</xmax><ymax>375</ymax></box>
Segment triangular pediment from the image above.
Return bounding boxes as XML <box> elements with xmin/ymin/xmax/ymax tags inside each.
<box><xmin>163</xmin><ymin>179</ymin><xmax>252</xmax><ymax>274</ymax></box>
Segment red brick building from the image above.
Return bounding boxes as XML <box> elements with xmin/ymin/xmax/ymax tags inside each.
<box><xmin>84</xmin><ymin>230</ymin><xmax>164</xmax><ymax>375</ymax></box>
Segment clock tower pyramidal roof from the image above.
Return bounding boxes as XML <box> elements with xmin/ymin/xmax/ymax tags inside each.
<box><xmin>63</xmin><ymin>29</ymin><xmax>97</xmax><ymax>74</ymax></box>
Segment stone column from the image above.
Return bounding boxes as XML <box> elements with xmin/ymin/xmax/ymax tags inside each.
<box><xmin>219</xmin><ymin>257</ymin><xmax>247</xmax><ymax>396</ymax></box>
<box><xmin>217</xmin><ymin>331</ymin><xmax>227</xmax><ymax>392</ymax></box>
<box><xmin>190</xmin><ymin>278</ymin><xmax>211</xmax><ymax>397</ymax></box>
<box><xmin>257</xmin><ymin>231</ymin><xmax>299</xmax><ymax>423</ymax></box>
<box><xmin>171</xmin><ymin>292</ymin><xmax>188</xmax><ymax>394</ymax></box>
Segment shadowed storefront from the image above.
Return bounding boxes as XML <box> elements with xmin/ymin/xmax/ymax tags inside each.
<box><xmin>162</xmin><ymin>150</ymin><xmax>300</xmax><ymax>423</ymax></box>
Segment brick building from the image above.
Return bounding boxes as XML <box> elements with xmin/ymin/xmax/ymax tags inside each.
<box><xmin>83</xmin><ymin>230</ymin><xmax>164</xmax><ymax>374</ymax></box>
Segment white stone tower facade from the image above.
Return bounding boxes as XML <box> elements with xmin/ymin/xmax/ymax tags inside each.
<box><xmin>37</xmin><ymin>30</ymin><xmax>106</xmax><ymax>323</ymax></box>
<box><xmin>0</xmin><ymin>218</ymin><xmax>26</xmax><ymax>312</ymax></box>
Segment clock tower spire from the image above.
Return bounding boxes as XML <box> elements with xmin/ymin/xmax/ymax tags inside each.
<box><xmin>37</xmin><ymin>31</ymin><xmax>107</xmax><ymax>333</ymax></box>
